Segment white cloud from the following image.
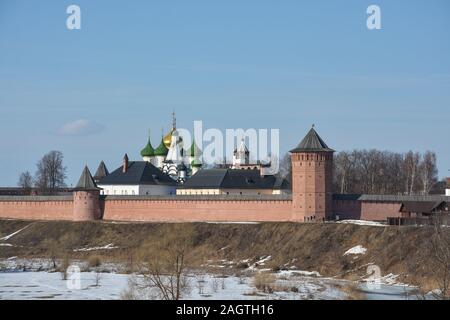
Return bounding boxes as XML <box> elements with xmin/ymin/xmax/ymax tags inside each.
<box><xmin>58</xmin><ymin>119</ymin><xmax>105</xmax><ymax>136</ymax></box>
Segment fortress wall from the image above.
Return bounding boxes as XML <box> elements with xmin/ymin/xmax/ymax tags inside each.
<box><xmin>0</xmin><ymin>196</ymin><xmax>403</xmax><ymax>223</ymax></box>
<box><xmin>102</xmin><ymin>198</ymin><xmax>295</xmax><ymax>222</ymax></box>
<box><xmin>0</xmin><ymin>197</ymin><xmax>73</xmax><ymax>221</ymax></box>
<box><xmin>332</xmin><ymin>199</ymin><xmax>362</xmax><ymax>220</ymax></box>
<box><xmin>360</xmin><ymin>201</ymin><xmax>402</xmax><ymax>221</ymax></box>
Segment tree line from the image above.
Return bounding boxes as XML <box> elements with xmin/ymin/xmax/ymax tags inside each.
<box><xmin>279</xmin><ymin>149</ymin><xmax>445</xmax><ymax>195</ymax></box>
<box><xmin>334</xmin><ymin>150</ymin><xmax>444</xmax><ymax>195</ymax></box>
<box><xmin>18</xmin><ymin>150</ymin><xmax>67</xmax><ymax>195</ymax></box>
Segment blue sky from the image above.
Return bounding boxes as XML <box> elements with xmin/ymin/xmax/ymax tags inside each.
<box><xmin>0</xmin><ymin>0</ymin><xmax>449</xmax><ymax>186</ymax></box>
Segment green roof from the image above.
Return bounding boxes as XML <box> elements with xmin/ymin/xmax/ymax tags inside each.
<box><xmin>154</xmin><ymin>138</ymin><xmax>169</xmax><ymax>156</ymax></box>
<box><xmin>189</xmin><ymin>139</ymin><xmax>203</xmax><ymax>157</ymax></box>
<box><xmin>140</xmin><ymin>138</ymin><xmax>155</xmax><ymax>157</ymax></box>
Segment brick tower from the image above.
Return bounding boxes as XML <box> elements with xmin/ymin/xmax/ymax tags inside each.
<box><xmin>290</xmin><ymin>126</ymin><xmax>334</xmax><ymax>222</ymax></box>
<box><xmin>73</xmin><ymin>166</ymin><xmax>101</xmax><ymax>221</ymax></box>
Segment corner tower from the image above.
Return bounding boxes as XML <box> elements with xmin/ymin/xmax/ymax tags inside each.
<box><xmin>290</xmin><ymin>126</ymin><xmax>334</xmax><ymax>222</ymax></box>
<box><xmin>73</xmin><ymin>166</ymin><xmax>101</xmax><ymax>221</ymax></box>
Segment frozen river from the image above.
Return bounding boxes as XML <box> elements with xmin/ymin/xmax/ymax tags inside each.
<box><xmin>0</xmin><ymin>271</ymin><xmax>418</xmax><ymax>300</ymax></box>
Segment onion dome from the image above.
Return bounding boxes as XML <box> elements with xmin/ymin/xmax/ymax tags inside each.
<box><xmin>163</xmin><ymin>128</ymin><xmax>174</xmax><ymax>149</ymax></box>
<box><xmin>189</xmin><ymin>139</ymin><xmax>203</xmax><ymax>157</ymax></box>
<box><xmin>140</xmin><ymin>137</ymin><xmax>155</xmax><ymax>157</ymax></box>
<box><xmin>154</xmin><ymin>137</ymin><xmax>169</xmax><ymax>156</ymax></box>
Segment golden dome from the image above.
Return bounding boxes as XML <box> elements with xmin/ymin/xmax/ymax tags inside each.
<box><xmin>163</xmin><ymin>128</ymin><xmax>174</xmax><ymax>148</ymax></box>
<box><xmin>162</xmin><ymin>111</ymin><xmax>177</xmax><ymax>148</ymax></box>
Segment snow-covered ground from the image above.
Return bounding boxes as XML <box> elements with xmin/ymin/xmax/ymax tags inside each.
<box><xmin>0</xmin><ymin>270</ymin><xmax>345</xmax><ymax>300</ymax></box>
<box><xmin>336</xmin><ymin>220</ymin><xmax>386</xmax><ymax>227</ymax></box>
<box><xmin>0</xmin><ymin>261</ymin><xmax>420</xmax><ymax>300</ymax></box>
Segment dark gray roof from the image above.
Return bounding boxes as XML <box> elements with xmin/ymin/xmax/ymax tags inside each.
<box><xmin>290</xmin><ymin>128</ymin><xmax>334</xmax><ymax>153</ymax></box>
<box><xmin>0</xmin><ymin>195</ymin><xmax>73</xmax><ymax>201</ymax></box>
<box><xmin>181</xmin><ymin>169</ymin><xmax>289</xmax><ymax>190</ymax></box>
<box><xmin>102</xmin><ymin>194</ymin><xmax>292</xmax><ymax>201</ymax></box>
<box><xmin>400</xmin><ymin>201</ymin><xmax>447</xmax><ymax>214</ymax></box>
<box><xmin>333</xmin><ymin>194</ymin><xmax>450</xmax><ymax>202</ymax></box>
<box><xmin>74</xmin><ymin>166</ymin><xmax>100</xmax><ymax>191</ymax></box>
<box><xmin>332</xmin><ymin>194</ymin><xmax>362</xmax><ymax>201</ymax></box>
<box><xmin>358</xmin><ymin>194</ymin><xmax>450</xmax><ymax>202</ymax></box>
<box><xmin>98</xmin><ymin>161</ymin><xmax>176</xmax><ymax>186</ymax></box>
<box><xmin>94</xmin><ymin>161</ymin><xmax>109</xmax><ymax>179</ymax></box>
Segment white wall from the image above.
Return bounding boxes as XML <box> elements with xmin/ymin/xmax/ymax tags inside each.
<box><xmin>446</xmin><ymin>188</ymin><xmax>450</xmax><ymax>196</ymax></box>
<box><xmin>99</xmin><ymin>184</ymin><xmax>175</xmax><ymax>196</ymax></box>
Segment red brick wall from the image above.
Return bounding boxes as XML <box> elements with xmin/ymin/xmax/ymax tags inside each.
<box><xmin>0</xmin><ymin>199</ymin><xmax>73</xmax><ymax>221</ymax></box>
<box><xmin>102</xmin><ymin>199</ymin><xmax>295</xmax><ymax>222</ymax></box>
<box><xmin>360</xmin><ymin>201</ymin><xmax>402</xmax><ymax>221</ymax></box>
<box><xmin>332</xmin><ymin>199</ymin><xmax>362</xmax><ymax>220</ymax></box>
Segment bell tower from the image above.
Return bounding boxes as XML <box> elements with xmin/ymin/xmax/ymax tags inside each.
<box><xmin>290</xmin><ymin>126</ymin><xmax>334</xmax><ymax>222</ymax></box>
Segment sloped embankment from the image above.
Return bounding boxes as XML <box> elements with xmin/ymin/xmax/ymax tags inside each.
<box><xmin>0</xmin><ymin>219</ymin><xmax>445</xmax><ymax>288</ymax></box>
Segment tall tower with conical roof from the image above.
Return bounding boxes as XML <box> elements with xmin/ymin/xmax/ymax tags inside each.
<box><xmin>290</xmin><ymin>126</ymin><xmax>334</xmax><ymax>222</ymax></box>
<box><xmin>73</xmin><ymin>166</ymin><xmax>101</xmax><ymax>221</ymax></box>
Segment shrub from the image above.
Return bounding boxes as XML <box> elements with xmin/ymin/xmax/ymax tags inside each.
<box><xmin>88</xmin><ymin>255</ymin><xmax>102</xmax><ymax>268</ymax></box>
<box><xmin>253</xmin><ymin>273</ymin><xmax>276</xmax><ymax>293</ymax></box>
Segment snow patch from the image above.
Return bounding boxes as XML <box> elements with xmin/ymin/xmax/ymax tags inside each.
<box><xmin>337</xmin><ymin>220</ymin><xmax>385</xmax><ymax>227</ymax></box>
<box><xmin>206</xmin><ymin>222</ymin><xmax>261</xmax><ymax>225</ymax></box>
<box><xmin>0</xmin><ymin>225</ymin><xmax>30</xmax><ymax>241</ymax></box>
<box><xmin>0</xmin><ymin>243</ymin><xmax>13</xmax><ymax>247</ymax></box>
<box><xmin>278</xmin><ymin>270</ymin><xmax>322</xmax><ymax>278</ymax></box>
<box><xmin>344</xmin><ymin>245</ymin><xmax>367</xmax><ymax>256</ymax></box>
<box><xmin>73</xmin><ymin>243</ymin><xmax>118</xmax><ymax>252</ymax></box>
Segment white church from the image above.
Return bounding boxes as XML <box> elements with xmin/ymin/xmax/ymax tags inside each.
<box><xmin>94</xmin><ymin>113</ymin><xmax>290</xmax><ymax>196</ymax></box>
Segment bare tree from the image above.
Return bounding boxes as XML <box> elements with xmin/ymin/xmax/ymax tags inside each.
<box><xmin>128</xmin><ymin>225</ymin><xmax>194</xmax><ymax>300</ymax></box>
<box><xmin>42</xmin><ymin>238</ymin><xmax>59</xmax><ymax>269</ymax></box>
<box><xmin>34</xmin><ymin>151</ymin><xmax>67</xmax><ymax>194</ymax></box>
<box><xmin>18</xmin><ymin>171</ymin><xmax>33</xmax><ymax>194</ymax></box>
<box><xmin>277</xmin><ymin>153</ymin><xmax>292</xmax><ymax>183</ymax></box>
<box><xmin>419</xmin><ymin>151</ymin><xmax>438</xmax><ymax>195</ymax></box>
<box><xmin>428</xmin><ymin>223</ymin><xmax>450</xmax><ymax>299</ymax></box>
<box><xmin>404</xmin><ymin>151</ymin><xmax>420</xmax><ymax>195</ymax></box>
<box><xmin>94</xmin><ymin>271</ymin><xmax>102</xmax><ymax>287</ymax></box>
<box><xmin>332</xmin><ymin>149</ymin><xmax>440</xmax><ymax>196</ymax></box>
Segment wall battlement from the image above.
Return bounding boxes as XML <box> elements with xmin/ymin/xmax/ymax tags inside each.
<box><xmin>0</xmin><ymin>195</ymin><xmax>295</xmax><ymax>222</ymax></box>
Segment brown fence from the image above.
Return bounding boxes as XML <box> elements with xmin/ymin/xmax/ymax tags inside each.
<box><xmin>388</xmin><ymin>214</ymin><xmax>450</xmax><ymax>226</ymax></box>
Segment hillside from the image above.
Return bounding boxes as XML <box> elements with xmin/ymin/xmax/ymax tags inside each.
<box><xmin>0</xmin><ymin>219</ymin><xmax>447</xmax><ymax>291</ymax></box>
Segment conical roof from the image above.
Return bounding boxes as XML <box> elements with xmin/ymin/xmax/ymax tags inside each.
<box><xmin>290</xmin><ymin>127</ymin><xmax>334</xmax><ymax>153</ymax></box>
<box><xmin>189</xmin><ymin>139</ymin><xmax>203</xmax><ymax>157</ymax></box>
<box><xmin>74</xmin><ymin>166</ymin><xmax>100</xmax><ymax>191</ymax></box>
<box><xmin>94</xmin><ymin>161</ymin><xmax>109</xmax><ymax>178</ymax></box>
<box><xmin>140</xmin><ymin>137</ymin><xmax>155</xmax><ymax>157</ymax></box>
<box><xmin>154</xmin><ymin>137</ymin><xmax>169</xmax><ymax>156</ymax></box>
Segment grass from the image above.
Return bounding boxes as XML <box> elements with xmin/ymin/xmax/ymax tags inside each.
<box><xmin>0</xmin><ymin>219</ymin><xmax>447</xmax><ymax>291</ymax></box>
